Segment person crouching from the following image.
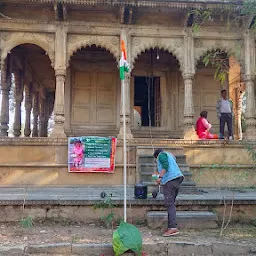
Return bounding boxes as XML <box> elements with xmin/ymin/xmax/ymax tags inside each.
<box><xmin>153</xmin><ymin>148</ymin><xmax>184</xmax><ymax>237</ymax></box>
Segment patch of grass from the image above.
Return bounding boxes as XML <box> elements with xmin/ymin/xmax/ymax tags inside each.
<box><xmin>20</xmin><ymin>216</ymin><xmax>34</xmax><ymax>229</ymax></box>
<box><xmin>222</xmin><ymin>225</ymin><xmax>256</xmax><ymax>239</ymax></box>
<box><xmin>71</xmin><ymin>236</ymin><xmax>80</xmax><ymax>243</ymax></box>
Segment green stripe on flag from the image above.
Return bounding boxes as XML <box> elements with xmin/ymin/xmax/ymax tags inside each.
<box><xmin>120</xmin><ymin>65</ymin><xmax>125</xmax><ymax>80</ymax></box>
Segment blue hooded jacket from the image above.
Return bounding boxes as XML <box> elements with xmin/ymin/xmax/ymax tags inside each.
<box><xmin>157</xmin><ymin>152</ymin><xmax>183</xmax><ymax>185</ymax></box>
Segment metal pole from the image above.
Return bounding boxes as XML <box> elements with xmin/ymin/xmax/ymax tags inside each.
<box><xmin>122</xmin><ymin>78</ymin><xmax>127</xmax><ymax>222</ymax></box>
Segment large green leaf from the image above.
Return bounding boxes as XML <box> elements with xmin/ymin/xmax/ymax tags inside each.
<box><xmin>113</xmin><ymin>229</ymin><xmax>129</xmax><ymax>256</ymax></box>
<box><xmin>114</xmin><ymin>222</ymin><xmax>142</xmax><ymax>256</ymax></box>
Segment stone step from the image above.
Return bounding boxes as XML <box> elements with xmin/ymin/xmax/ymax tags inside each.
<box><xmin>139</xmin><ymin>164</ymin><xmax>190</xmax><ymax>173</ymax></box>
<box><xmin>137</xmin><ymin>146</ymin><xmax>184</xmax><ymax>156</ymax></box>
<box><xmin>138</xmin><ymin>154</ymin><xmax>186</xmax><ymax>164</ymax></box>
<box><xmin>141</xmin><ymin>170</ymin><xmax>193</xmax><ymax>182</ymax></box>
<box><xmin>143</xmin><ymin>181</ymin><xmax>198</xmax><ymax>194</ymax></box>
<box><xmin>147</xmin><ymin>211</ymin><xmax>218</xmax><ymax>229</ymax></box>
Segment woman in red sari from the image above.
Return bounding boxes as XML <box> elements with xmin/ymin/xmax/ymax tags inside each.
<box><xmin>196</xmin><ymin>111</ymin><xmax>219</xmax><ymax>139</ymax></box>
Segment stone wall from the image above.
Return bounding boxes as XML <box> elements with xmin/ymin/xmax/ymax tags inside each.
<box><xmin>0</xmin><ymin>139</ymin><xmax>254</xmax><ymax>188</ymax></box>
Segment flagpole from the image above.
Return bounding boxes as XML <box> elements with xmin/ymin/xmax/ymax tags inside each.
<box><xmin>122</xmin><ymin>77</ymin><xmax>127</xmax><ymax>223</ymax></box>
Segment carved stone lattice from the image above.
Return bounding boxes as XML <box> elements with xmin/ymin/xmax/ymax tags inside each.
<box><xmin>130</xmin><ymin>36</ymin><xmax>185</xmax><ymax>72</ymax></box>
<box><xmin>1</xmin><ymin>32</ymin><xmax>12</xmax><ymax>41</ymax></box>
<box><xmin>0</xmin><ymin>32</ymin><xmax>55</xmax><ymax>67</ymax></box>
<box><xmin>67</xmin><ymin>34</ymin><xmax>120</xmax><ymax>66</ymax></box>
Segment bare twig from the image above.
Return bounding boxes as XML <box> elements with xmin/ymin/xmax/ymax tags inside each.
<box><xmin>219</xmin><ymin>188</ymin><xmax>227</xmax><ymax>236</ymax></box>
<box><xmin>220</xmin><ymin>192</ymin><xmax>235</xmax><ymax>236</ymax></box>
<box><xmin>0</xmin><ymin>12</ymin><xmax>12</xmax><ymax>19</ymax></box>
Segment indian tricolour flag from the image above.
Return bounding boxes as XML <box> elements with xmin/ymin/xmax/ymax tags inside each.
<box><xmin>119</xmin><ymin>39</ymin><xmax>129</xmax><ymax>81</ymax></box>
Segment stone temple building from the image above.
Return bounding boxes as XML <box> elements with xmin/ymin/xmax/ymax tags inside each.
<box><xmin>0</xmin><ymin>0</ymin><xmax>255</xmax><ymax>187</ymax></box>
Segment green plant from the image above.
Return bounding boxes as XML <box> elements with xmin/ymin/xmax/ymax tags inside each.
<box><xmin>20</xmin><ymin>188</ymin><xmax>34</xmax><ymax>229</ymax></box>
<box><xmin>94</xmin><ymin>196</ymin><xmax>117</xmax><ymax>229</ymax></box>
<box><xmin>20</xmin><ymin>215</ymin><xmax>34</xmax><ymax>229</ymax></box>
<box><xmin>189</xmin><ymin>1</ymin><xmax>256</xmax><ymax>34</ymax></box>
<box><xmin>113</xmin><ymin>221</ymin><xmax>142</xmax><ymax>256</ymax></box>
<box><xmin>189</xmin><ymin>9</ymin><xmax>212</xmax><ymax>33</ymax></box>
<box><xmin>202</xmin><ymin>50</ymin><xmax>229</xmax><ymax>84</ymax></box>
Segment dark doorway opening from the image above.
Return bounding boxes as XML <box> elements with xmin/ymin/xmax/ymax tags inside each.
<box><xmin>134</xmin><ymin>76</ymin><xmax>161</xmax><ymax>127</ymax></box>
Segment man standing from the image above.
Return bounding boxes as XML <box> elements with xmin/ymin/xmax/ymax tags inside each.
<box><xmin>153</xmin><ymin>148</ymin><xmax>184</xmax><ymax>237</ymax></box>
<box><xmin>216</xmin><ymin>89</ymin><xmax>233</xmax><ymax>140</ymax></box>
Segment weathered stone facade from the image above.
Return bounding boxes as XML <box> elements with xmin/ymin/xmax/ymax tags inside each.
<box><xmin>0</xmin><ymin>0</ymin><xmax>255</xmax><ymax>140</ymax></box>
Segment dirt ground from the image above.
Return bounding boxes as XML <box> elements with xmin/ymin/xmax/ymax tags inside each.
<box><xmin>0</xmin><ymin>220</ymin><xmax>255</xmax><ymax>247</ymax></box>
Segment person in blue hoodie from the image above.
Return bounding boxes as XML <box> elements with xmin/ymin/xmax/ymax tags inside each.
<box><xmin>153</xmin><ymin>148</ymin><xmax>184</xmax><ymax>237</ymax></box>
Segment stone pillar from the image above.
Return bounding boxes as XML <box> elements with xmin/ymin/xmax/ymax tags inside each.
<box><xmin>39</xmin><ymin>98</ymin><xmax>47</xmax><ymax>137</ymax></box>
<box><xmin>183</xmin><ymin>29</ymin><xmax>195</xmax><ymax>139</ymax></box>
<box><xmin>237</xmin><ymin>91</ymin><xmax>245</xmax><ymax>140</ymax></box>
<box><xmin>24</xmin><ymin>84</ymin><xmax>32</xmax><ymax>137</ymax></box>
<box><xmin>118</xmin><ymin>28</ymin><xmax>133</xmax><ymax>139</ymax></box>
<box><xmin>183</xmin><ymin>73</ymin><xmax>195</xmax><ymax>138</ymax></box>
<box><xmin>51</xmin><ymin>25</ymin><xmax>67</xmax><ymax>137</ymax></box>
<box><xmin>51</xmin><ymin>69</ymin><xmax>66</xmax><ymax>137</ymax></box>
<box><xmin>244</xmin><ymin>75</ymin><xmax>256</xmax><ymax>139</ymax></box>
<box><xmin>13</xmin><ymin>70</ymin><xmax>24</xmax><ymax>137</ymax></box>
<box><xmin>244</xmin><ymin>30</ymin><xmax>256</xmax><ymax>140</ymax></box>
<box><xmin>0</xmin><ymin>58</ymin><xmax>11</xmax><ymax>136</ymax></box>
<box><xmin>32</xmin><ymin>92</ymin><xmax>39</xmax><ymax>137</ymax></box>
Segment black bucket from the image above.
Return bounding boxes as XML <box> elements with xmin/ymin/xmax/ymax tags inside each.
<box><xmin>134</xmin><ymin>182</ymin><xmax>147</xmax><ymax>199</ymax></box>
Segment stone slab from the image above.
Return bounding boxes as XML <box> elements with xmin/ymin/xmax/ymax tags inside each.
<box><xmin>72</xmin><ymin>244</ymin><xmax>114</xmax><ymax>256</ymax></box>
<box><xmin>167</xmin><ymin>242</ymin><xmax>213</xmax><ymax>256</ymax></box>
<box><xmin>147</xmin><ymin>211</ymin><xmax>218</xmax><ymax>229</ymax></box>
<box><xmin>0</xmin><ymin>246</ymin><xmax>25</xmax><ymax>256</ymax></box>
<box><xmin>25</xmin><ymin>243</ymin><xmax>71</xmax><ymax>254</ymax></box>
<box><xmin>211</xmin><ymin>242</ymin><xmax>251</xmax><ymax>255</ymax></box>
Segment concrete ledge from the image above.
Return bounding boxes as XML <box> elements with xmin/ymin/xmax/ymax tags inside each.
<box><xmin>0</xmin><ymin>242</ymin><xmax>253</xmax><ymax>255</ymax></box>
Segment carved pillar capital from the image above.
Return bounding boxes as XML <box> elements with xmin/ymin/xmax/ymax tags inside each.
<box><xmin>55</xmin><ymin>69</ymin><xmax>66</xmax><ymax>77</ymax></box>
<box><xmin>244</xmin><ymin>74</ymin><xmax>255</xmax><ymax>82</ymax></box>
<box><xmin>183</xmin><ymin>73</ymin><xmax>194</xmax><ymax>81</ymax></box>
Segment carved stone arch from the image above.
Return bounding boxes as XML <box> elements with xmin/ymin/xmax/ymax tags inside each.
<box><xmin>0</xmin><ymin>32</ymin><xmax>55</xmax><ymax>67</ymax></box>
<box><xmin>67</xmin><ymin>34</ymin><xmax>120</xmax><ymax>67</ymax></box>
<box><xmin>194</xmin><ymin>38</ymin><xmax>245</xmax><ymax>71</ymax></box>
<box><xmin>130</xmin><ymin>37</ymin><xmax>184</xmax><ymax>72</ymax></box>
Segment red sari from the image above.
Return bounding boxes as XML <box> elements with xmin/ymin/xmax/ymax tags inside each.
<box><xmin>196</xmin><ymin>117</ymin><xmax>218</xmax><ymax>139</ymax></box>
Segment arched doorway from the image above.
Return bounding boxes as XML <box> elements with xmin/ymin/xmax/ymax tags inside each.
<box><xmin>0</xmin><ymin>43</ymin><xmax>54</xmax><ymax>137</ymax></box>
<box><xmin>67</xmin><ymin>45</ymin><xmax>119</xmax><ymax>136</ymax></box>
<box><xmin>132</xmin><ymin>48</ymin><xmax>182</xmax><ymax>138</ymax></box>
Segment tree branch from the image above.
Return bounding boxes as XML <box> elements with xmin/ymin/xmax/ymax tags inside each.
<box><xmin>0</xmin><ymin>12</ymin><xmax>11</xmax><ymax>19</ymax></box>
